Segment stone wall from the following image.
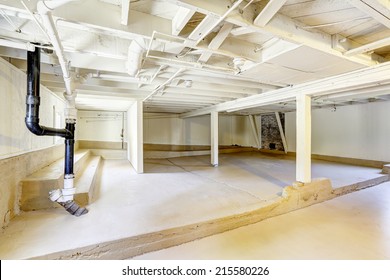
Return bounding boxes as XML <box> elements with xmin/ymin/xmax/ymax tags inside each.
<box><xmin>261</xmin><ymin>113</ymin><xmax>285</xmax><ymax>151</ymax></box>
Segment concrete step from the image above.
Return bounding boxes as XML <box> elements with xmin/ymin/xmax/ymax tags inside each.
<box><xmin>74</xmin><ymin>155</ymin><xmax>102</xmax><ymax>207</ymax></box>
<box><xmin>20</xmin><ymin>150</ymin><xmax>91</xmax><ymax>211</ymax></box>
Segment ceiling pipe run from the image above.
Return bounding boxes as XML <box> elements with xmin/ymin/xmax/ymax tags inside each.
<box><xmin>37</xmin><ymin>0</ymin><xmax>75</xmax><ymax>97</ymax></box>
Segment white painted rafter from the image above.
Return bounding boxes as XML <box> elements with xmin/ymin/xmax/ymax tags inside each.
<box><xmin>198</xmin><ymin>22</ymin><xmax>233</xmax><ymax>63</ymax></box>
<box><xmin>344</xmin><ymin>36</ymin><xmax>390</xmax><ymax>56</ymax></box>
<box><xmin>347</xmin><ymin>0</ymin><xmax>390</xmax><ymax>29</ymax></box>
<box><xmin>172</xmin><ymin>6</ymin><xmax>195</xmax><ymax>36</ymax></box>
<box><xmin>254</xmin><ymin>0</ymin><xmax>288</xmax><ymax>27</ymax></box>
<box><xmin>168</xmin><ymin>0</ymin><xmax>382</xmax><ymax>66</ymax></box>
<box><xmin>121</xmin><ymin>0</ymin><xmax>130</xmax><ymax>25</ymax></box>
<box><xmin>180</xmin><ymin>61</ymin><xmax>390</xmax><ymax>118</ymax></box>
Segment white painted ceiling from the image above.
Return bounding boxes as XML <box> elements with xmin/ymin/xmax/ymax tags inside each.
<box><xmin>0</xmin><ymin>0</ymin><xmax>389</xmax><ymax>115</ymax></box>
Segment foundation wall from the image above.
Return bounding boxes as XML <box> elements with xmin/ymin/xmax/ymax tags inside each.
<box><xmin>285</xmin><ymin>101</ymin><xmax>390</xmax><ymax>162</ymax></box>
<box><xmin>0</xmin><ymin>58</ymin><xmax>66</xmax><ymax>230</ymax></box>
<box><xmin>77</xmin><ymin>111</ymin><xmax>126</xmax><ymax>143</ymax></box>
<box><xmin>261</xmin><ymin>113</ymin><xmax>285</xmax><ymax>151</ymax></box>
<box><xmin>0</xmin><ymin>144</ymin><xmax>65</xmax><ymax>230</ymax></box>
<box><xmin>144</xmin><ymin>113</ymin><xmax>256</xmax><ymax>147</ymax></box>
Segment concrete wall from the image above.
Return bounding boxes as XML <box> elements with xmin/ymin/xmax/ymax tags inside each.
<box><xmin>0</xmin><ymin>58</ymin><xmax>65</xmax><ymax>158</ymax></box>
<box><xmin>285</xmin><ymin>101</ymin><xmax>390</xmax><ymax>162</ymax></box>
<box><xmin>144</xmin><ymin>113</ymin><xmax>257</xmax><ymax>147</ymax></box>
<box><xmin>77</xmin><ymin>110</ymin><xmax>126</xmax><ymax>142</ymax></box>
<box><xmin>0</xmin><ymin>58</ymin><xmax>66</xmax><ymax>229</ymax></box>
<box><xmin>127</xmin><ymin>101</ymin><xmax>143</xmax><ymax>173</ymax></box>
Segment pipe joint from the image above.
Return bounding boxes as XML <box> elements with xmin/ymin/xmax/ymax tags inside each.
<box><xmin>26</xmin><ymin>95</ymin><xmax>40</xmax><ymax>105</ymax></box>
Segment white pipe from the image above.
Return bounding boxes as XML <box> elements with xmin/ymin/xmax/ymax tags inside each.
<box><xmin>21</xmin><ymin>0</ymin><xmax>51</xmax><ymax>42</ymax></box>
<box><xmin>37</xmin><ymin>0</ymin><xmax>78</xmax><ymax>205</ymax></box>
<box><xmin>143</xmin><ymin>68</ymin><xmax>184</xmax><ymax>101</ymax></box>
<box><xmin>195</xmin><ymin>0</ymin><xmax>244</xmax><ymax>45</ymax></box>
<box><xmin>37</xmin><ymin>0</ymin><xmax>76</xmax><ymax>12</ymax></box>
<box><xmin>37</xmin><ymin>0</ymin><xmax>76</xmax><ymax>97</ymax></box>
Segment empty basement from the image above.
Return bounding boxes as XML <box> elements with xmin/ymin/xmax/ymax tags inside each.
<box><xmin>1</xmin><ymin>0</ymin><xmax>390</xmax><ymax>260</ymax></box>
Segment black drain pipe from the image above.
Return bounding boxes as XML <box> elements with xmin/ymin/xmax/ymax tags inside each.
<box><xmin>26</xmin><ymin>47</ymin><xmax>87</xmax><ymax>216</ymax></box>
<box><xmin>26</xmin><ymin>48</ymin><xmax>71</xmax><ymax>138</ymax></box>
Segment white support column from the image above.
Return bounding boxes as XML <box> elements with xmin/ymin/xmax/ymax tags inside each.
<box><xmin>211</xmin><ymin>111</ymin><xmax>219</xmax><ymax>167</ymax></box>
<box><xmin>296</xmin><ymin>94</ymin><xmax>311</xmax><ymax>183</ymax></box>
<box><xmin>127</xmin><ymin>100</ymin><xmax>144</xmax><ymax>173</ymax></box>
<box><xmin>248</xmin><ymin>115</ymin><xmax>260</xmax><ymax>149</ymax></box>
<box><xmin>275</xmin><ymin>112</ymin><xmax>288</xmax><ymax>154</ymax></box>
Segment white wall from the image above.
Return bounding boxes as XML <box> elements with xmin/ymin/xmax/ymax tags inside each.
<box><xmin>144</xmin><ymin>113</ymin><xmax>257</xmax><ymax>147</ymax></box>
<box><xmin>285</xmin><ymin>101</ymin><xmax>390</xmax><ymax>161</ymax></box>
<box><xmin>77</xmin><ymin>110</ymin><xmax>126</xmax><ymax>142</ymax></box>
<box><xmin>219</xmin><ymin>115</ymin><xmax>256</xmax><ymax>147</ymax></box>
<box><xmin>0</xmin><ymin>58</ymin><xmax>65</xmax><ymax>158</ymax></box>
<box><xmin>127</xmin><ymin>101</ymin><xmax>143</xmax><ymax>173</ymax></box>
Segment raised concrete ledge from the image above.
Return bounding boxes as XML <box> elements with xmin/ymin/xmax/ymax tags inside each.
<box><xmin>20</xmin><ymin>150</ymin><xmax>91</xmax><ymax>211</ymax></box>
<box><xmin>30</xmin><ymin>175</ymin><xmax>388</xmax><ymax>260</ymax></box>
<box><xmin>382</xmin><ymin>164</ymin><xmax>390</xmax><ymax>174</ymax></box>
<box><xmin>74</xmin><ymin>156</ymin><xmax>102</xmax><ymax>207</ymax></box>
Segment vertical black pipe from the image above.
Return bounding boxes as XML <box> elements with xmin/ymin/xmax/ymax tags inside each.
<box><xmin>64</xmin><ymin>122</ymin><xmax>75</xmax><ymax>177</ymax></box>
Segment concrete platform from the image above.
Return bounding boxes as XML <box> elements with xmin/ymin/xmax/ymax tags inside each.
<box><xmin>0</xmin><ymin>152</ymin><xmax>386</xmax><ymax>259</ymax></box>
<box><xmin>20</xmin><ymin>150</ymin><xmax>91</xmax><ymax>211</ymax></box>
<box><xmin>135</xmin><ymin>180</ymin><xmax>390</xmax><ymax>260</ymax></box>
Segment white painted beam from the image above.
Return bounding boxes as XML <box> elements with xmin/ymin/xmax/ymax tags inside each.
<box><xmin>180</xmin><ymin>61</ymin><xmax>390</xmax><ymax>118</ymax></box>
<box><xmin>188</xmin><ymin>15</ymin><xmax>220</xmax><ymax>42</ymax></box>
<box><xmin>121</xmin><ymin>0</ymin><xmax>130</xmax><ymax>25</ymax></box>
<box><xmin>347</xmin><ymin>0</ymin><xmax>390</xmax><ymax>29</ymax></box>
<box><xmin>168</xmin><ymin>0</ymin><xmax>382</xmax><ymax>66</ymax></box>
<box><xmin>240</xmin><ymin>39</ymin><xmax>300</xmax><ymax>73</ymax></box>
<box><xmin>230</xmin><ymin>26</ymin><xmax>254</xmax><ymax>36</ymax></box>
<box><xmin>198</xmin><ymin>22</ymin><xmax>233</xmax><ymax>63</ymax></box>
<box><xmin>274</xmin><ymin>112</ymin><xmax>287</xmax><ymax>154</ymax></box>
<box><xmin>344</xmin><ymin>36</ymin><xmax>390</xmax><ymax>56</ymax></box>
<box><xmin>211</xmin><ymin>111</ymin><xmax>219</xmax><ymax>166</ymax></box>
<box><xmin>53</xmin><ymin>0</ymin><xmax>171</xmax><ymax>39</ymax></box>
<box><xmin>172</xmin><ymin>7</ymin><xmax>195</xmax><ymax>36</ymax></box>
<box><xmin>296</xmin><ymin>95</ymin><xmax>311</xmax><ymax>183</ymax></box>
<box><xmin>254</xmin><ymin>0</ymin><xmax>288</xmax><ymax>27</ymax></box>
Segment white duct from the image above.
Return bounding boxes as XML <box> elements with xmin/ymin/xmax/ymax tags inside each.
<box><xmin>127</xmin><ymin>36</ymin><xmax>170</xmax><ymax>76</ymax></box>
<box><xmin>126</xmin><ymin>39</ymin><xmax>146</xmax><ymax>76</ymax></box>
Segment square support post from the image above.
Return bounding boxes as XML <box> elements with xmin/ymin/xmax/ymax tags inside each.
<box><xmin>127</xmin><ymin>100</ymin><xmax>144</xmax><ymax>173</ymax></box>
<box><xmin>211</xmin><ymin>111</ymin><xmax>219</xmax><ymax>166</ymax></box>
<box><xmin>296</xmin><ymin>94</ymin><xmax>311</xmax><ymax>183</ymax></box>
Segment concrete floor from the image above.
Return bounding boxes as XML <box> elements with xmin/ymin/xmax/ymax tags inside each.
<box><xmin>0</xmin><ymin>152</ymin><xmax>385</xmax><ymax>259</ymax></box>
<box><xmin>135</xmin><ymin>181</ymin><xmax>390</xmax><ymax>260</ymax></box>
